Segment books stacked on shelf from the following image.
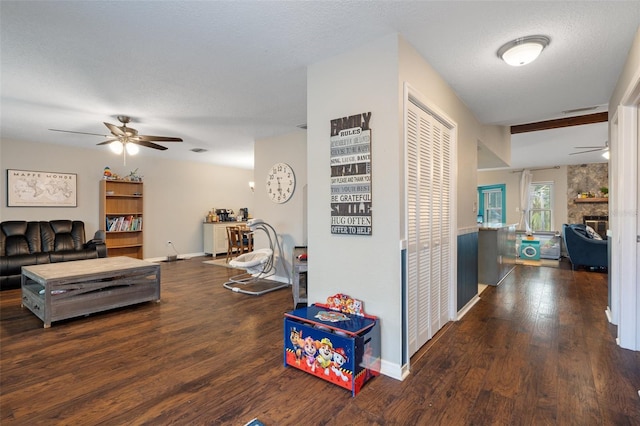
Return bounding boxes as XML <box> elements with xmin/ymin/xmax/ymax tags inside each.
<box><xmin>106</xmin><ymin>216</ymin><xmax>142</xmax><ymax>232</ymax></box>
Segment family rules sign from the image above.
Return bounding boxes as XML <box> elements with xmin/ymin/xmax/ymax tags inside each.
<box><xmin>330</xmin><ymin>112</ymin><xmax>372</xmax><ymax>236</ymax></box>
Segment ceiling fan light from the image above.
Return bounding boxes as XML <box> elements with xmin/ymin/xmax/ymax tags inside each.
<box><xmin>110</xmin><ymin>141</ymin><xmax>123</xmax><ymax>154</ymax></box>
<box><xmin>126</xmin><ymin>142</ymin><xmax>139</xmax><ymax>155</ymax></box>
<box><xmin>498</xmin><ymin>35</ymin><xmax>550</xmax><ymax>67</ymax></box>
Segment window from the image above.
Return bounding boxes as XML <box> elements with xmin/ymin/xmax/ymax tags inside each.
<box><xmin>529</xmin><ymin>182</ymin><xmax>553</xmax><ymax>231</ymax></box>
<box><xmin>477</xmin><ymin>184</ymin><xmax>505</xmax><ymax>224</ymax></box>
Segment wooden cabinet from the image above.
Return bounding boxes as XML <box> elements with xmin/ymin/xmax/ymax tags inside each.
<box><xmin>99</xmin><ymin>180</ymin><xmax>143</xmax><ymax>259</ymax></box>
<box><xmin>203</xmin><ymin>223</ymin><xmax>215</xmax><ymax>255</ymax></box>
<box><xmin>203</xmin><ymin>223</ymin><xmax>231</xmax><ymax>256</ymax></box>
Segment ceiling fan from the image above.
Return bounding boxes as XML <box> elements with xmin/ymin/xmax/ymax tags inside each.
<box><xmin>50</xmin><ymin>115</ymin><xmax>182</xmax><ymax>161</ymax></box>
<box><xmin>570</xmin><ymin>140</ymin><xmax>609</xmax><ymax>156</ymax></box>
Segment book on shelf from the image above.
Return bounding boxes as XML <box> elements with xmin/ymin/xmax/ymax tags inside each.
<box><xmin>106</xmin><ymin>216</ymin><xmax>142</xmax><ymax>232</ymax></box>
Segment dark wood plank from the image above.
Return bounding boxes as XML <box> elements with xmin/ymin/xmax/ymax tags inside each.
<box><xmin>2</xmin><ymin>257</ymin><xmax>639</xmax><ymax>424</ymax></box>
<box><xmin>511</xmin><ymin>112</ymin><xmax>608</xmax><ymax>134</ymax></box>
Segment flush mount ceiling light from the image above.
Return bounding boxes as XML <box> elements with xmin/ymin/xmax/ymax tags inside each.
<box><xmin>497</xmin><ymin>35</ymin><xmax>550</xmax><ymax>66</ymax></box>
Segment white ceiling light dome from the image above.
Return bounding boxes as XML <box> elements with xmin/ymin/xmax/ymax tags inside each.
<box><xmin>125</xmin><ymin>142</ymin><xmax>139</xmax><ymax>155</ymax></box>
<box><xmin>498</xmin><ymin>35</ymin><xmax>550</xmax><ymax>67</ymax></box>
<box><xmin>110</xmin><ymin>141</ymin><xmax>123</xmax><ymax>154</ymax></box>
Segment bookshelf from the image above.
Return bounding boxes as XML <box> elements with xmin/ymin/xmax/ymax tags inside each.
<box><xmin>99</xmin><ymin>180</ymin><xmax>144</xmax><ymax>259</ymax></box>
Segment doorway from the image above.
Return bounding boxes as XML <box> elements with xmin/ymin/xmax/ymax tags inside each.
<box><xmin>405</xmin><ymin>87</ymin><xmax>457</xmax><ymax>360</ymax></box>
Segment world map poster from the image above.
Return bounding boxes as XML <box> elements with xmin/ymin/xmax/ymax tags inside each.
<box><xmin>7</xmin><ymin>169</ymin><xmax>77</xmax><ymax>207</ymax></box>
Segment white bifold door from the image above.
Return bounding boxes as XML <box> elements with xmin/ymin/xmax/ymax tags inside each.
<box><xmin>406</xmin><ymin>98</ymin><xmax>455</xmax><ymax>357</ymax></box>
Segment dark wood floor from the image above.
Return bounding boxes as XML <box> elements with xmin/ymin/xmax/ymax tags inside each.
<box><xmin>1</xmin><ymin>257</ymin><xmax>639</xmax><ymax>425</ymax></box>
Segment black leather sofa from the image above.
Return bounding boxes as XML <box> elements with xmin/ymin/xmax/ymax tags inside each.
<box><xmin>0</xmin><ymin>220</ymin><xmax>107</xmax><ymax>290</ymax></box>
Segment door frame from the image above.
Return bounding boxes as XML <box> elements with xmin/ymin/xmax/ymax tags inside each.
<box><xmin>402</xmin><ymin>82</ymin><xmax>458</xmax><ymax>369</ymax></box>
<box><xmin>477</xmin><ymin>184</ymin><xmax>506</xmax><ymax>224</ymax></box>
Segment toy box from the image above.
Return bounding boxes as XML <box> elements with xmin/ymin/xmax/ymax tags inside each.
<box><xmin>283</xmin><ymin>294</ymin><xmax>380</xmax><ymax>396</ymax></box>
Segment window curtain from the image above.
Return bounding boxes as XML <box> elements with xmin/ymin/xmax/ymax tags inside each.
<box><xmin>519</xmin><ymin>169</ymin><xmax>532</xmax><ymax>233</ymax></box>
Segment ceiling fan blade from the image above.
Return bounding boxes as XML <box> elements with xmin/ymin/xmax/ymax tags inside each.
<box><xmin>104</xmin><ymin>122</ymin><xmax>126</xmax><ymax>137</ymax></box>
<box><xmin>49</xmin><ymin>128</ymin><xmax>108</xmax><ymax>137</ymax></box>
<box><xmin>136</xmin><ymin>135</ymin><xmax>183</xmax><ymax>142</ymax></box>
<box><xmin>570</xmin><ymin>148</ymin><xmax>603</xmax><ymax>155</ymax></box>
<box><xmin>96</xmin><ymin>139</ymin><xmax>118</xmax><ymax>146</ymax></box>
<box><xmin>131</xmin><ymin>140</ymin><xmax>168</xmax><ymax>151</ymax></box>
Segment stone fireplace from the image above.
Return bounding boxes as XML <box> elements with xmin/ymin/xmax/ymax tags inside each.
<box><xmin>567</xmin><ymin>163</ymin><xmax>609</xmax><ymax>226</ymax></box>
<box><xmin>583</xmin><ymin>215</ymin><xmax>608</xmax><ymax>239</ymax></box>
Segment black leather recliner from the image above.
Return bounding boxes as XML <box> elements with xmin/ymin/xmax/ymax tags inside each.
<box><xmin>0</xmin><ymin>220</ymin><xmax>107</xmax><ymax>290</ymax></box>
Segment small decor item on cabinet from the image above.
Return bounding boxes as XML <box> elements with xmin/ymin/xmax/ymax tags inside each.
<box><xmin>237</xmin><ymin>208</ymin><xmax>249</xmax><ymax>221</ymax></box>
<box><xmin>216</xmin><ymin>209</ymin><xmax>232</xmax><ymax>222</ymax></box>
<box><xmin>126</xmin><ymin>168</ymin><xmax>142</xmax><ymax>182</ymax></box>
<box><xmin>283</xmin><ymin>294</ymin><xmax>380</xmax><ymax>396</ymax></box>
<box><xmin>103</xmin><ymin>166</ymin><xmax>121</xmax><ymax>180</ymax></box>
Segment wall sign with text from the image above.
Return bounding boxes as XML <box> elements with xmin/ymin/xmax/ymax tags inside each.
<box><xmin>330</xmin><ymin>112</ymin><xmax>372</xmax><ymax>235</ymax></box>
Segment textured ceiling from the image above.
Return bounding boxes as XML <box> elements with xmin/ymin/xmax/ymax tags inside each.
<box><xmin>1</xmin><ymin>1</ymin><xmax>638</xmax><ymax>169</ymax></box>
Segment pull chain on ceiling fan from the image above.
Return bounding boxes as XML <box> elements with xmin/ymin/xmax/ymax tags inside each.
<box><xmin>49</xmin><ymin>115</ymin><xmax>183</xmax><ymax>165</ymax></box>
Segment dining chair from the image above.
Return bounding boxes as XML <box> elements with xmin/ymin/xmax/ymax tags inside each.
<box><xmin>226</xmin><ymin>226</ymin><xmax>241</xmax><ymax>262</ymax></box>
<box><xmin>226</xmin><ymin>226</ymin><xmax>252</xmax><ymax>262</ymax></box>
<box><xmin>238</xmin><ymin>227</ymin><xmax>254</xmax><ymax>253</ymax></box>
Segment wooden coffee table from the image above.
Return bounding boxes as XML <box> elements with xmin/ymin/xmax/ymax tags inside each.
<box><xmin>21</xmin><ymin>257</ymin><xmax>161</xmax><ymax>328</ymax></box>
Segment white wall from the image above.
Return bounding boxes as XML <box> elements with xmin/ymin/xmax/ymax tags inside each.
<box><xmin>308</xmin><ymin>34</ymin><xmax>402</xmax><ymax>373</ymax></box>
<box><xmin>253</xmin><ymin>130</ymin><xmax>307</xmax><ymax>282</ymax></box>
<box><xmin>397</xmin><ymin>37</ymin><xmax>510</xmax><ymax>229</ymax></box>
<box><xmin>1</xmin><ymin>138</ymin><xmax>255</xmax><ymax>260</ymax></box>
<box><xmin>608</xmin><ymin>26</ymin><xmax>640</xmax><ymax>350</ymax></box>
<box><xmin>478</xmin><ymin>166</ymin><xmax>568</xmax><ymax>231</ymax></box>
<box><xmin>307</xmin><ymin>34</ymin><xmax>508</xmax><ymax>379</ymax></box>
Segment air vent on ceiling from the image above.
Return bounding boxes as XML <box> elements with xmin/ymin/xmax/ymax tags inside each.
<box><xmin>562</xmin><ymin>106</ymin><xmax>597</xmax><ymax>114</ymax></box>
<box><xmin>190</xmin><ymin>148</ymin><xmax>208</xmax><ymax>153</ymax></box>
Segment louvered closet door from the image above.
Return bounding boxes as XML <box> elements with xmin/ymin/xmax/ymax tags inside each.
<box><xmin>406</xmin><ymin>100</ymin><xmax>453</xmax><ymax>357</ymax></box>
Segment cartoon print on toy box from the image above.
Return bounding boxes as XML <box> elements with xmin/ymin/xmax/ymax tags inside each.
<box><xmin>314</xmin><ymin>310</ymin><xmax>349</xmax><ymax>322</ymax></box>
<box><xmin>284</xmin><ymin>326</ymin><xmax>354</xmax><ymax>389</ymax></box>
<box><xmin>284</xmin><ymin>296</ymin><xmax>380</xmax><ymax>396</ymax></box>
<box><xmin>289</xmin><ymin>327</ymin><xmax>304</xmax><ymax>365</ymax></box>
<box><xmin>325</xmin><ymin>293</ymin><xmax>364</xmax><ymax>316</ymax></box>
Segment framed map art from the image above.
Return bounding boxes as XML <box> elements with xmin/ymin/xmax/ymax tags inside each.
<box><xmin>7</xmin><ymin>169</ymin><xmax>77</xmax><ymax>207</ymax></box>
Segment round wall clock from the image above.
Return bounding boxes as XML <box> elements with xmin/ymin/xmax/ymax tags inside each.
<box><xmin>266</xmin><ymin>162</ymin><xmax>296</xmax><ymax>203</ymax></box>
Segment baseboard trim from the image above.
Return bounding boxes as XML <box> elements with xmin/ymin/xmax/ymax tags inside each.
<box><xmin>457</xmin><ymin>294</ymin><xmax>481</xmax><ymax>320</ymax></box>
<box><xmin>379</xmin><ymin>359</ymin><xmax>405</xmax><ymax>381</ymax></box>
<box><xmin>605</xmin><ymin>307</ymin><xmax>613</xmax><ymax>324</ymax></box>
